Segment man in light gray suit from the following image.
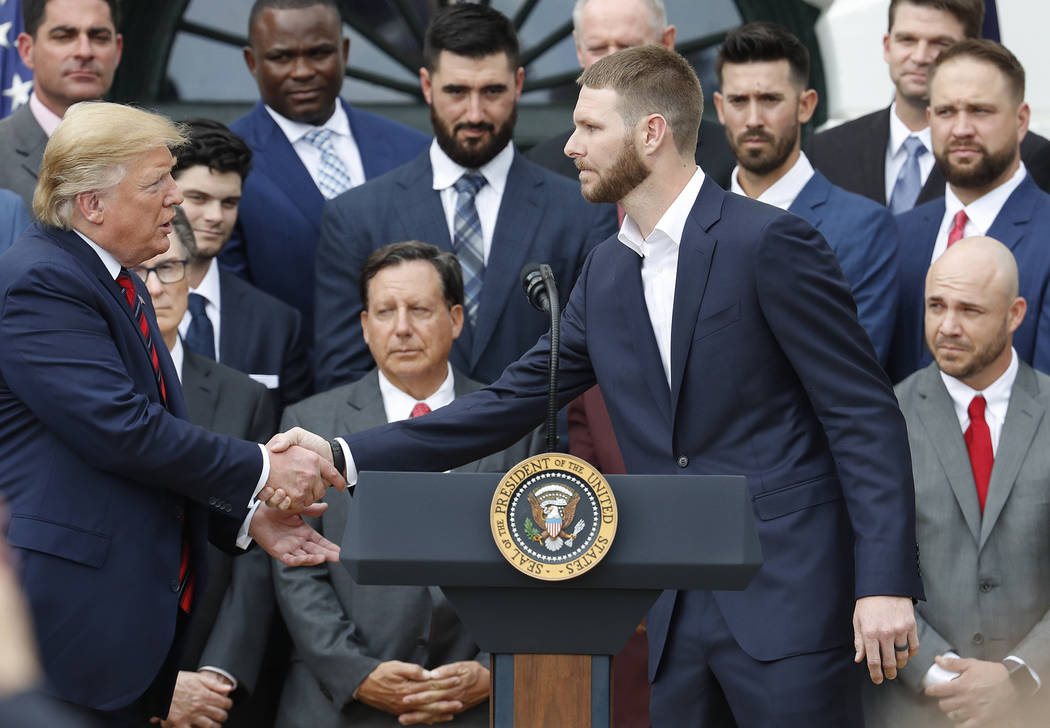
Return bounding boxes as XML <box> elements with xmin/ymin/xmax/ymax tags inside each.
<box><xmin>0</xmin><ymin>0</ymin><xmax>123</xmax><ymax>207</ymax></box>
<box><xmin>865</xmin><ymin>236</ymin><xmax>1050</xmax><ymax>728</ymax></box>
<box><xmin>275</xmin><ymin>241</ymin><xmax>539</xmax><ymax>727</ymax></box>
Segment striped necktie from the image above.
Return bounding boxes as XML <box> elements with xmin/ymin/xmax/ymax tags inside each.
<box><xmin>116</xmin><ymin>270</ymin><xmax>167</xmax><ymax>403</ymax></box>
<box><xmin>452</xmin><ymin>172</ymin><xmax>487</xmax><ymax>327</ymax></box>
<box><xmin>303</xmin><ymin>127</ymin><xmax>353</xmax><ymax>199</ymax></box>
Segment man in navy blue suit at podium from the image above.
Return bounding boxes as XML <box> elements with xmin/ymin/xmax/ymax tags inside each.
<box><xmin>276</xmin><ymin>46</ymin><xmax>924</xmax><ymax>726</ymax></box>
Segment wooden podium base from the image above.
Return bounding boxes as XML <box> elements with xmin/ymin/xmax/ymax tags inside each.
<box><xmin>491</xmin><ymin>654</ymin><xmax>611</xmax><ymax>727</ymax></box>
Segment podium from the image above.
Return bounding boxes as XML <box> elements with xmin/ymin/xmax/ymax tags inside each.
<box><xmin>341</xmin><ymin>471</ymin><xmax>762</xmax><ymax>727</ymax></box>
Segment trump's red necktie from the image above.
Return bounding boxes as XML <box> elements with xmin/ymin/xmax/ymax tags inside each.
<box><xmin>116</xmin><ymin>271</ymin><xmax>194</xmax><ymax>611</ymax></box>
<box><xmin>964</xmin><ymin>395</ymin><xmax>993</xmax><ymax>513</ymax></box>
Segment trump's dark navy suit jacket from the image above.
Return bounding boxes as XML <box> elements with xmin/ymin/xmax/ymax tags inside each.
<box><xmin>342</xmin><ymin>179</ymin><xmax>923</xmax><ymax>681</ymax></box>
<box><xmin>220</xmin><ymin>100</ymin><xmax>430</xmax><ymax>339</ymax></box>
<box><xmin>887</xmin><ymin>173</ymin><xmax>1050</xmax><ymax>383</ymax></box>
<box><xmin>312</xmin><ymin>149</ymin><xmax>619</xmax><ymax>389</ymax></box>
<box><xmin>0</xmin><ymin>224</ymin><xmax>262</xmax><ymax>711</ymax></box>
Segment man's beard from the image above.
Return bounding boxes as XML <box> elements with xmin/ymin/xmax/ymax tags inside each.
<box><xmin>937</xmin><ymin>142</ymin><xmax>1017</xmax><ymax>191</ymax></box>
<box><xmin>578</xmin><ymin>137</ymin><xmax>649</xmax><ymax>204</ymax></box>
<box><xmin>927</xmin><ymin>321</ymin><xmax>1010</xmax><ymax>381</ymax></box>
<box><xmin>727</xmin><ymin>120</ymin><xmax>798</xmax><ymax>177</ymax></box>
<box><xmin>432</xmin><ymin>105</ymin><xmax>516</xmax><ymax>169</ymax></box>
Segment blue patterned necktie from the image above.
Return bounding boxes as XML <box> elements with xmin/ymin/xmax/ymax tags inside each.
<box><xmin>889</xmin><ymin>136</ymin><xmax>927</xmax><ymax>214</ymax></box>
<box><xmin>184</xmin><ymin>292</ymin><xmax>215</xmax><ymax>360</ymax></box>
<box><xmin>452</xmin><ymin>172</ymin><xmax>487</xmax><ymax>327</ymax></box>
<box><xmin>302</xmin><ymin>127</ymin><xmax>353</xmax><ymax>199</ymax></box>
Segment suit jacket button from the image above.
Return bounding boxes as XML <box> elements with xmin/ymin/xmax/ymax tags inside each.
<box><xmin>677</xmin><ymin>456</ymin><xmax>689</xmax><ymax>468</ymax></box>
<box><xmin>174</xmin><ymin>505</ymin><xmax>184</xmax><ymax>520</ymax></box>
<box><xmin>979</xmin><ymin>581</ymin><xmax>992</xmax><ymax>593</ymax></box>
<box><xmin>224</xmin><ymin>504</ymin><xmax>232</xmax><ymax>513</ymax></box>
<box><xmin>972</xmin><ymin>632</ymin><xmax>984</xmax><ymax>645</ymax></box>
<box><xmin>208</xmin><ymin>497</ymin><xmax>216</xmax><ymax>506</ymax></box>
<box><xmin>170</xmin><ymin>579</ymin><xmax>181</xmax><ymax>593</ymax></box>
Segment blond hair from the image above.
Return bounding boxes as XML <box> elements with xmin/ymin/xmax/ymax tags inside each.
<box><xmin>34</xmin><ymin>102</ymin><xmax>187</xmax><ymax>228</ymax></box>
<box><xmin>577</xmin><ymin>44</ymin><xmax>702</xmax><ymax>157</ymax></box>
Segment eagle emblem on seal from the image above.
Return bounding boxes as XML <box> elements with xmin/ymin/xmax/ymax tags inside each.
<box><xmin>527</xmin><ymin>483</ymin><xmax>586</xmax><ymax>551</ymax></box>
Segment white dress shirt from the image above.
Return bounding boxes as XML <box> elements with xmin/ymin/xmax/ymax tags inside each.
<box><xmin>74</xmin><ymin>231</ymin><xmax>268</xmax><ymax>548</ymax></box>
<box><xmin>924</xmin><ymin>347</ymin><xmax>1040</xmax><ymax>690</ymax></box>
<box><xmin>730</xmin><ymin>152</ymin><xmax>814</xmax><ymax>209</ymax></box>
<box><xmin>885</xmin><ymin>102</ymin><xmax>936</xmax><ymax>204</ymax></box>
<box><xmin>179</xmin><ymin>258</ymin><xmax>222</xmax><ymax>360</ymax></box>
<box><xmin>431</xmin><ymin>139</ymin><xmax>515</xmax><ymax>263</ymax></box>
<box><xmin>617</xmin><ymin>166</ymin><xmax>706</xmax><ymax>388</ymax></box>
<box><xmin>170</xmin><ymin>336</ymin><xmax>185</xmax><ymax>383</ymax></box>
<box><xmin>378</xmin><ymin>364</ymin><xmax>456</xmax><ymax>424</ymax></box>
<box><xmin>28</xmin><ymin>92</ymin><xmax>63</xmax><ymax>137</ymax></box>
<box><xmin>930</xmin><ymin>163</ymin><xmax>1027</xmax><ymax>265</ymax></box>
<box><xmin>265</xmin><ymin>102</ymin><xmax>366</xmax><ymax>192</ymax></box>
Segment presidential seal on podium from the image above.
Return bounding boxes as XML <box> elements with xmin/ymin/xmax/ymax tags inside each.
<box><xmin>490</xmin><ymin>453</ymin><xmax>618</xmax><ymax>581</ymax></box>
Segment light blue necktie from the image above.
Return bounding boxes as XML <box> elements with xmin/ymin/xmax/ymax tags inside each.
<box><xmin>452</xmin><ymin>172</ymin><xmax>487</xmax><ymax>328</ymax></box>
<box><xmin>302</xmin><ymin>128</ymin><xmax>353</xmax><ymax>199</ymax></box>
<box><xmin>889</xmin><ymin>136</ymin><xmax>927</xmax><ymax>214</ymax></box>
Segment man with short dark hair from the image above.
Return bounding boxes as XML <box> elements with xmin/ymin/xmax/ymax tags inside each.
<box><xmin>0</xmin><ymin>0</ymin><xmax>123</xmax><ymax>206</ymax></box>
<box><xmin>313</xmin><ymin>4</ymin><xmax>617</xmax><ymax>390</ymax></box>
<box><xmin>220</xmin><ymin>0</ymin><xmax>430</xmax><ymax>342</ymax></box>
<box><xmin>868</xmin><ymin>236</ymin><xmax>1050</xmax><ymax>728</ymax></box>
<box><xmin>806</xmin><ymin>0</ymin><xmax>1050</xmax><ymax>209</ymax></box>
<box><xmin>714</xmin><ymin>22</ymin><xmax>898</xmax><ymax>363</ymax></box>
<box><xmin>276</xmin><ymin>241</ymin><xmax>538</xmax><ymax>727</ymax></box>
<box><xmin>526</xmin><ymin>0</ymin><xmax>734</xmax><ymax>188</ymax></box>
<box><xmin>276</xmin><ymin>44</ymin><xmax>923</xmax><ymax>726</ymax></box>
<box><xmin>174</xmin><ymin>118</ymin><xmax>313</xmax><ymax>411</ymax></box>
<box><xmin>887</xmin><ymin>39</ymin><xmax>1050</xmax><ymax>382</ymax></box>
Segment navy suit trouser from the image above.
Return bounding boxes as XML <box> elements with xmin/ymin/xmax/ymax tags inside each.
<box><xmin>650</xmin><ymin>591</ymin><xmax>863</xmax><ymax>727</ymax></box>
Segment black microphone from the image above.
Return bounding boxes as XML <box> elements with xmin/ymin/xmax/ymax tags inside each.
<box><xmin>520</xmin><ymin>263</ymin><xmax>551</xmax><ymax>313</ymax></box>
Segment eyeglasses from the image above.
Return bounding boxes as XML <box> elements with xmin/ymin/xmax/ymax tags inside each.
<box><xmin>130</xmin><ymin>260</ymin><xmax>187</xmax><ymax>285</ymax></box>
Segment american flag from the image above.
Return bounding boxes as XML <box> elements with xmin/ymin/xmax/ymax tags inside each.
<box><xmin>0</xmin><ymin>0</ymin><xmax>32</xmax><ymax>119</ymax></box>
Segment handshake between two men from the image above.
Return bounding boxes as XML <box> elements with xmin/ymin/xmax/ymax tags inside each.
<box><xmin>247</xmin><ymin>429</ymin><xmax>346</xmax><ymax>567</ymax></box>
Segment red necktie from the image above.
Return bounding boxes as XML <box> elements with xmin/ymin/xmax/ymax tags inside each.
<box><xmin>116</xmin><ymin>271</ymin><xmax>194</xmax><ymax>611</ymax></box>
<box><xmin>964</xmin><ymin>395</ymin><xmax>993</xmax><ymax>513</ymax></box>
<box><xmin>411</xmin><ymin>402</ymin><xmax>431</xmax><ymax>418</ymax></box>
<box><xmin>947</xmin><ymin>209</ymin><xmax>968</xmax><ymax>247</ymax></box>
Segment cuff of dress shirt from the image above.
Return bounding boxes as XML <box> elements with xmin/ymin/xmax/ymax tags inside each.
<box><xmin>1004</xmin><ymin>655</ymin><xmax>1041</xmax><ymax>693</ymax></box>
<box><xmin>335</xmin><ymin>437</ymin><xmax>357</xmax><ymax>489</ymax></box>
<box><xmin>235</xmin><ymin>444</ymin><xmax>270</xmax><ymax>549</ymax></box>
<box><xmin>921</xmin><ymin>651</ymin><xmax>961</xmax><ymax>690</ymax></box>
<box><xmin>199</xmin><ymin>666</ymin><xmax>238</xmax><ymax>692</ymax></box>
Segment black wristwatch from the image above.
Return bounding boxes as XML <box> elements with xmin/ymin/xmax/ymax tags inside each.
<box><xmin>329</xmin><ymin>438</ymin><xmax>346</xmax><ymax>478</ymax></box>
<box><xmin>1003</xmin><ymin>659</ymin><xmax>1038</xmax><ymax>696</ymax></box>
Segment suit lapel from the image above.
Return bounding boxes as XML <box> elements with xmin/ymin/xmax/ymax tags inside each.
<box><xmin>346</xmin><ymin>102</ymin><xmax>390</xmax><ymax>179</ymax></box>
<box><xmin>862</xmin><ymin>108</ymin><xmax>892</xmax><ymax>205</ymax></box>
<box><xmin>917</xmin><ymin>165</ymin><xmax>946</xmax><ymax>206</ymax></box>
<box><xmin>986</xmin><ymin>175</ymin><xmax>1037</xmax><ymax>252</ymax></box>
<box><xmin>914</xmin><ymin>366</ymin><xmax>982</xmax><ymax>543</ymax></box>
<box><xmin>472</xmin><ymin>154</ymin><xmax>542</xmax><ymax>367</ymax></box>
<box><xmin>669</xmin><ymin>180</ymin><xmax>719</xmax><ymax>424</ymax></box>
<box><xmin>788</xmin><ymin>171</ymin><xmax>830</xmax><ymax>229</ymax></box>
<box><xmin>979</xmin><ymin>363</ymin><xmax>1043</xmax><ymax>550</ymax></box>
<box><xmin>181</xmin><ymin>350</ymin><xmax>219</xmax><ymax>430</ymax></box>
<box><xmin>337</xmin><ymin>369</ymin><xmax>389</xmax><ymax>434</ymax></box>
<box><xmin>217</xmin><ymin>269</ymin><xmax>245</xmax><ymax>361</ymax></box>
<box><xmin>11</xmin><ymin>106</ymin><xmax>47</xmax><ymax>185</ymax></box>
<box><xmin>614</xmin><ymin>245</ymin><xmax>671</xmax><ymax>424</ymax></box>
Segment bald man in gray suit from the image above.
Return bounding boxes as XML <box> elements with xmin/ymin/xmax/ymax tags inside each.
<box><xmin>865</xmin><ymin>237</ymin><xmax>1050</xmax><ymax>728</ymax></box>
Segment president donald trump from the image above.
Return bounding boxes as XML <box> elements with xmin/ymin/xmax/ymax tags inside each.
<box><xmin>0</xmin><ymin>102</ymin><xmax>344</xmax><ymax>726</ymax></box>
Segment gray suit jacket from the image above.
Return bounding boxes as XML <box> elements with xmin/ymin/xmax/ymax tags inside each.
<box><xmin>0</xmin><ymin>105</ymin><xmax>47</xmax><ymax>208</ymax></box>
<box><xmin>864</xmin><ymin>361</ymin><xmax>1050</xmax><ymax>727</ymax></box>
<box><xmin>273</xmin><ymin>368</ymin><xmax>541</xmax><ymax>728</ymax></box>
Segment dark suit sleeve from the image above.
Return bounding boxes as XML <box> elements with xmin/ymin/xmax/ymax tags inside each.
<box><xmin>346</xmin><ymin>250</ymin><xmax>600</xmax><ymax>471</ymax></box>
<box><xmin>278</xmin><ymin>306</ymin><xmax>313</xmax><ymax>409</ymax></box>
<box><xmin>841</xmin><ymin>206</ymin><xmax>899</xmax><ymax>366</ymax></box>
<box><xmin>753</xmin><ymin>215</ymin><xmax>921</xmax><ymax>599</ymax></box>
<box><xmin>0</xmin><ymin>261</ymin><xmax>262</xmax><ymax>511</ymax></box>
<box><xmin>313</xmin><ymin>194</ymin><xmax>376</xmax><ymax>390</ymax></box>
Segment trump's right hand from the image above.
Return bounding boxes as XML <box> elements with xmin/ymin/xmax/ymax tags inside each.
<box><xmin>258</xmin><ymin>439</ymin><xmax>346</xmax><ymax>512</ymax></box>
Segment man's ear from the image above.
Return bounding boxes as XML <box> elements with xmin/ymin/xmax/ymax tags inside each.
<box><xmin>75</xmin><ymin>192</ymin><xmax>104</xmax><ymax>225</ymax></box>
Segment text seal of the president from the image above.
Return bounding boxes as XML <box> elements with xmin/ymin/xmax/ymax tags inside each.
<box><xmin>490</xmin><ymin>453</ymin><xmax>617</xmax><ymax>581</ymax></box>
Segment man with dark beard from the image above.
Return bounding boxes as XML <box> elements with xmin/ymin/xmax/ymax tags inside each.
<box><xmin>887</xmin><ymin>39</ymin><xmax>1050</xmax><ymax>383</ymax></box>
<box><xmin>866</xmin><ymin>236</ymin><xmax>1050</xmax><ymax>728</ymax></box>
<box><xmin>713</xmin><ymin>23</ymin><xmax>898</xmax><ymax>365</ymax></box>
<box><xmin>313</xmin><ymin>4</ymin><xmax>617</xmax><ymax>389</ymax></box>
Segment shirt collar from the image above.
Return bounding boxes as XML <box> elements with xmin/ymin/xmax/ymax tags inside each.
<box><xmin>940</xmin><ymin>347</ymin><xmax>1018</xmax><ymax>427</ymax></box>
<box><xmin>377</xmin><ymin>363</ymin><xmax>456</xmax><ymax>422</ymax></box>
<box><xmin>730</xmin><ymin>152</ymin><xmax>814</xmax><ymax>210</ymax></box>
<box><xmin>943</xmin><ymin>162</ymin><xmax>1028</xmax><ymax>234</ymax></box>
<box><xmin>29</xmin><ymin>92</ymin><xmax>63</xmax><ymax>138</ymax></box>
<box><xmin>170</xmin><ymin>336</ymin><xmax>184</xmax><ymax>384</ymax></box>
<box><xmin>618</xmin><ymin>166</ymin><xmax>705</xmax><ymax>258</ymax></box>
<box><xmin>189</xmin><ymin>258</ymin><xmax>222</xmax><ymax>313</ymax></box>
<box><xmin>888</xmin><ymin>101</ymin><xmax>932</xmax><ymax>158</ymax></box>
<box><xmin>264</xmin><ymin>101</ymin><xmax>351</xmax><ymax>146</ymax></box>
<box><xmin>430</xmin><ymin>138</ymin><xmax>515</xmax><ymax>199</ymax></box>
<box><xmin>74</xmin><ymin>229</ymin><xmax>122</xmax><ymax>279</ymax></box>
